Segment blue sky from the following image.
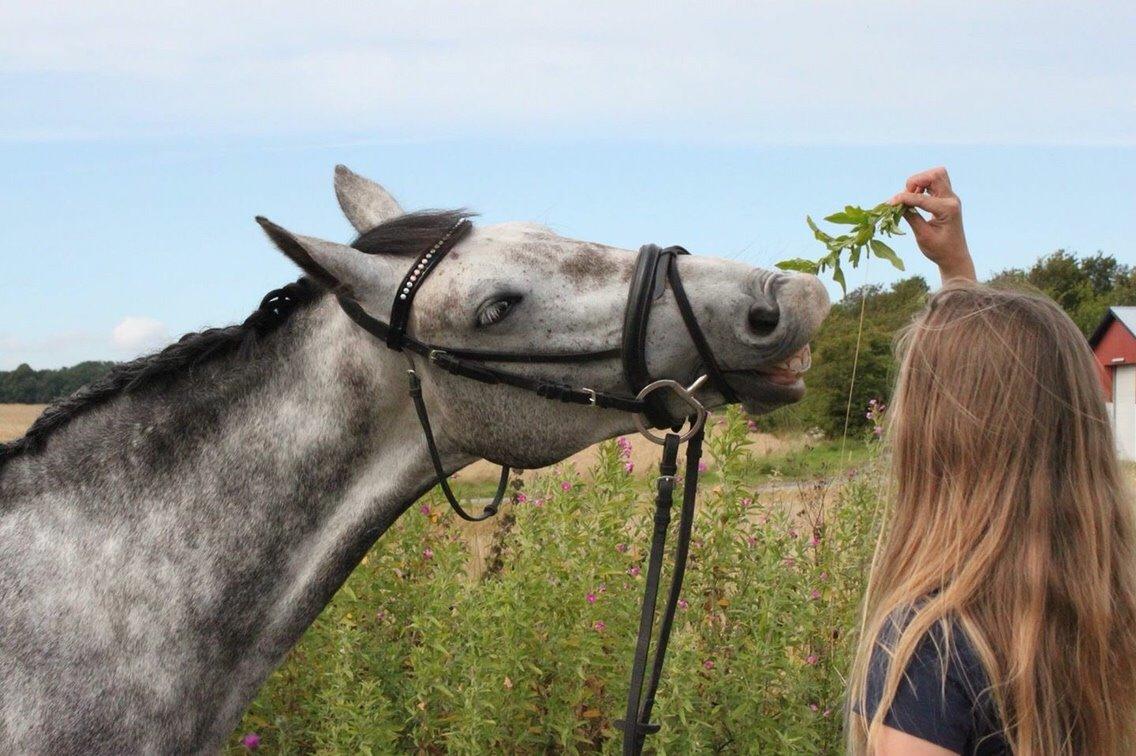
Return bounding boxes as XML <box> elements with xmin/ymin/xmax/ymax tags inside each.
<box><xmin>2</xmin><ymin>1</ymin><xmax>1134</xmax><ymax>369</ymax></box>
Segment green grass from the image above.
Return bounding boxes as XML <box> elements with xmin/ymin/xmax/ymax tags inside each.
<box><xmin>740</xmin><ymin>437</ymin><xmax>873</xmax><ymax>480</ymax></box>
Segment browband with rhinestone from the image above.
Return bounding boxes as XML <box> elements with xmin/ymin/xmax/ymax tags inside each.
<box><xmin>385</xmin><ymin>218</ymin><xmax>472</xmax><ymax>349</ymax></box>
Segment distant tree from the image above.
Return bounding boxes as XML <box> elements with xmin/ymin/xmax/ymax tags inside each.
<box><xmin>990</xmin><ymin>250</ymin><xmax>1136</xmax><ymax>336</ymax></box>
<box><xmin>0</xmin><ymin>361</ymin><xmax>117</xmax><ymax>403</ymax></box>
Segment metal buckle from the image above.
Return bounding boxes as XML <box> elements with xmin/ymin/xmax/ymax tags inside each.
<box><xmin>582</xmin><ymin>388</ymin><xmax>598</xmax><ymax>407</ymax></box>
<box><xmin>633</xmin><ymin>375</ymin><xmax>710</xmax><ymax>445</ymax></box>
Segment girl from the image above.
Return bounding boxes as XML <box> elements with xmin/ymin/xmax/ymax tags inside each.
<box><xmin>847</xmin><ymin>168</ymin><xmax>1136</xmax><ymax>755</ymax></box>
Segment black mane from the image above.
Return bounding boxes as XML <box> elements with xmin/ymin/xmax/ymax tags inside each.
<box><xmin>0</xmin><ymin>209</ymin><xmax>469</xmax><ymax>466</ymax></box>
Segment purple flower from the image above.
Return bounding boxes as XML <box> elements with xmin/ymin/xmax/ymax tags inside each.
<box><xmin>805</xmin><ymin>654</ymin><xmax>818</xmax><ymax>666</ymax></box>
<box><xmin>242</xmin><ymin>733</ymin><xmax>261</xmax><ymax>750</ymax></box>
<box><xmin>593</xmin><ymin>620</ymin><xmax>606</xmax><ymax>632</ymax></box>
<box><xmin>515</xmin><ymin>492</ymin><xmax>527</xmax><ymax>503</ymax></box>
<box><xmin>586</xmin><ymin>592</ymin><xmax>597</xmax><ymax>604</ymax></box>
<box><xmin>419</xmin><ymin>504</ymin><xmax>432</xmax><ymax>516</ymax></box>
<box><xmin>678</xmin><ymin>598</ymin><xmax>689</xmax><ymax>610</ymax></box>
<box><xmin>810</xmin><ymin>589</ymin><xmax>822</xmax><ymax>601</ymax></box>
<box><xmin>624</xmin><ymin>461</ymin><xmax>635</xmax><ymax>474</ymax></box>
<box><xmin>698</xmin><ymin>460</ymin><xmax>708</xmax><ymax>473</ymax></box>
<box><xmin>628</xmin><ymin>565</ymin><xmax>641</xmax><ymax>577</ymax></box>
<box><xmin>702</xmin><ymin>659</ymin><xmax>715</xmax><ymax>670</ymax></box>
<box><xmin>560</xmin><ymin>481</ymin><xmax>572</xmax><ymax>492</ymax></box>
<box><xmin>422</xmin><ymin>548</ymin><xmax>434</xmax><ymax>560</ymax></box>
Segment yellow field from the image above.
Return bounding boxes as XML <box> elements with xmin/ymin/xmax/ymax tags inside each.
<box><xmin>0</xmin><ymin>404</ymin><xmax>46</xmax><ymax>443</ymax></box>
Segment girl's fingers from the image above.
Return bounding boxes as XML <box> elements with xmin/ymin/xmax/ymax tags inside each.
<box><xmin>891</xmin><ymin>191</ymin><xmax>956</xmax><ymax>218</ymax></box>
<box><xmin>902</xmin><ymin>208</ymin><xmax>930</xmax><ymax>237</ymax></box>
<box><xmin>904</xmin><ymin>167</ymin><xmax>953</xmax><ymax>196</ymax></box>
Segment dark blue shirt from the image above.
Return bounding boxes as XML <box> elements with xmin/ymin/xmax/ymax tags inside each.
<box><xmin>864</xmin><ymin>616</ymin><xmax>1009</xmax><ymax>755</ymax></box>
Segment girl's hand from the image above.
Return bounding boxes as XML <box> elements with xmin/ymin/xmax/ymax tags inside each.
<box><xmin>890</xmin><ymin>167</ymin><xmax>976</xmax><ymax>283</ymax></box>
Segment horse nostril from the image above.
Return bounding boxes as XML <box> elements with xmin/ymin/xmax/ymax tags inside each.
<box><xmin>747</xmin><ymin>301</ymin><xmax>780</xmax><ymax>337</ymax></box>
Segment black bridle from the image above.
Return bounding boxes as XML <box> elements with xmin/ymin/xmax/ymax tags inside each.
<box><xmin>337</xmin><ymin>218</ymin><xmax>735</xmax><ymax>755</ymax></box>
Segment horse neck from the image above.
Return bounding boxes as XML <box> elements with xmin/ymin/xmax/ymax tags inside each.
<box><xmin>2</xmin><ymin>296</ymin><xmax>467</xmax><ymax>749</ymax></box>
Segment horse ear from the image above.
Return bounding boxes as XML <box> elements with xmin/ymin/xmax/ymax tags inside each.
<box><xmin>334</xmin><ymin>165</ymin><xmax>404</xmax><ymax>233</ymax></box>
<box><xmin>256</xmin><ymin>216</ymin><xmax>388</xmax><ymax>297</ymax></box>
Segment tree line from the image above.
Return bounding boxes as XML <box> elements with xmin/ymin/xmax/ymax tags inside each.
<box><xmin>761</xmin><ymin>250</ymin><xmax>1135</xmax><ymax>436</ymax></box>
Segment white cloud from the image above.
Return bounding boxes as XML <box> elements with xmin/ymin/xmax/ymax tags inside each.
<box><xmin>111</xmin><ymin>317</ymin><xmax>168</xmax><ymax>354</ymax></box>
<box><xmin>0</xmin><ymin>1</ymin><xmax>1132</xmax><ymax>145</ymax></box>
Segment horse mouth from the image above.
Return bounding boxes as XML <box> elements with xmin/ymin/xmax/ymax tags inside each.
<box><xmin>723</xmin><ymin>344</ymin><xmax>812</xmax><ymax>407</ymax></box>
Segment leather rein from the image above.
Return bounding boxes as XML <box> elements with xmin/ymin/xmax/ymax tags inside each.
<box><xmin>337</xmin><ymin>218</ymin><xmax>735</xmax><ymax>755</ymax></box>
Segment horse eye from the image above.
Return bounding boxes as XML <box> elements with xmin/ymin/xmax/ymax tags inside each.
<box><xmin>477</xmin><ymin>297</ymin><xmax>520</xmax><ymax>327</ymax></box>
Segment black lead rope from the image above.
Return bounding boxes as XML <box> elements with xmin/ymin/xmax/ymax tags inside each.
<box><xmin>617</xmin><ymin>425</ymin><xmax>705</xmax><ymax>756</ymax></box>
<box><xmin>407</xmin><ymin>367</ymin><xmax>509</xmax><ymax>522</ymax></box>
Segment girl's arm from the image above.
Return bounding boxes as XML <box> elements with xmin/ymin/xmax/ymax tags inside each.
<box><xmin>876</xmin><ymin>725</ymin><xmax>960</xmax><ymax>755</ymax></box>
<box><xmin>889</xmin><ymin>166</ymin><xmax>976</xmax><ymax>284</ymax></box>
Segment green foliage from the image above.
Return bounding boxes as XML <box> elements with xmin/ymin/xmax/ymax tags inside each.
<box><xmin>229</xmin><ymin>409</ymin><xmax>884</xmax><ymax>754</ymax></box>
<box><xmin>0</xmin><ymin>361</ymin><xmax>117</xmax><ymax>403</ymax></box>
<box><xmin>779</xmin><ymin>204</ymin><xmax>907</xmax><ymax>294</ymax></box>
<box><xmin>759</xmin><ymin>277</ymin><xmax>931</xmax><ymax>437</ymax></box>
<box><xmin>989</xmin><ymin>250</ymin><xmax>1136</xmax><ymax>336</ymax></box>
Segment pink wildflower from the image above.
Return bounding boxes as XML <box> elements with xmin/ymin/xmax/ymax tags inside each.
<box><xmin>560</xmin><ymin>481</ymin><xmax>572</xmax><ymax>492</ymax></box>
<box><xmin>698</xmin><ymin>460</ymin><xmax>708</xmax><ymax>473</ymax></box>
<box><xmin>242</xmin><ymin>733</ymin><xmax>261</xmax><ymax>750</ymax></box>
<box><xmin>810</xmin><ymin>589</ymin><xmax>822</xmax><ymax>601</ymax></box>
<box><xmin>678</xmin><ymin>598</ymin><xmax>689</xmax><ymax>610</ymax></box>
<box><xmin>586</xmin><ymin>592</ymin><xmax>597</xmax><ymax>604</ymax></box>
<box><xmin>593</xmin><ymin>620</ymin><xmax>606</xmax><ymax>632</ymax></box>
<box><xmin>533</xmin><ymin>498</ymin><xmax>544</xmax><ymax>508</ymax></box>
<box><xmin>809</xmin><ymin>703</ymin><xmax>819</xmax><ymax>712</ymax></box>
<box><xmin>819</xmin><ymin>571</ymin><xmax>829</xmax><ymax>581</ymax></box>
<box><xmin>624</xmin><ymin>461</ymin><xmax>634</xmax><ymax>474</ymax></box>
<box><xmin>805</xmin><ymin>654</ymin><xmax>818</xmax><ymax>665</ymax></box>
<box><xmin>740</xmin><ymin>497</ymin><xmax>752</xmax><ymax>507</ymax></box>
<box><xmin>628</xmin><ymin>565</ymin><xmax>641</xmax><ymax>577</ymax></box>
<box><xmin>515</xmin><ymin>492</ymin><xmax>527</xmax><ymax>503</ymax></box>
<box><xmin>419</xmin><ymin>504</ymin><xmax>431</xmax><ymax>516</ymax></box>
<box><xmin>746</xmin><ymin>536</ymin><xmax>758</xmax><ymax>548</ymax></box>
<box><xmin>808</xmin><ymin>534</ymin><xmax>820</xmax><ymax>547</ymax></box>
<box><xmin>422</xmin><ymin>548</ymin><xmax>434</xmax><ymax>560</ymax></box>
<box><xmin>702</xmin><ymin>659</ymin><xmax>715</xmax><ymax>670</ymax></box>
<box><xmin>615</xmin><ymin>542</ymin><xmax>629</xmax><ymax>554</ymax></box>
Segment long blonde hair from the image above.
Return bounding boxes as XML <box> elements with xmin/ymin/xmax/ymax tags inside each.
<box><xmin>848</xmin><ymin>282</ymin><xmax>1136</xmax><ymax>754</ymax></box>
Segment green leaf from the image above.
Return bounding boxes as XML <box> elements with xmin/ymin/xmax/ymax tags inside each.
<box><xmin>831</xmin><ymin>263</ymin><xmax>847</xmax><ymax>294</ymax></box>
<box><xmin>775</xmin><ymin>258</ymin><xmax>820</xmax><ymax>275</ymax></box>
<box><xmin>822</xmin><ymin>211</ymin><xmax>857</xmax><ymax>225</ymax></box>
<box><xmin>869</xmin><ymin>239</ymin><xmax>906</xmax><ymax>271</ymax></box>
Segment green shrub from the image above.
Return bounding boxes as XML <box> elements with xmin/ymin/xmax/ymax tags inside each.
<box><xmin>231</xmin><ymin>408</ymin><xmax>884</xmax><ymax>754</ymax></box>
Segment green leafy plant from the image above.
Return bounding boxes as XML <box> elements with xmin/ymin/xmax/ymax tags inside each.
<box><xmin>778</xmin><ymin>203</ymin><xmax>907</xmax><ymax>294</ymax></box>
<box><xmin>230</xmin><ymin>409</ymin><xmax>886</xmax><ymax>754</ymax></box>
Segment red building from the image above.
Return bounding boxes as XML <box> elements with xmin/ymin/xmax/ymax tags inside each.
<box><xmin>1090</xmin><ymin>307</ymin><xmax>1136</xmax><ymax>461</ymax></box>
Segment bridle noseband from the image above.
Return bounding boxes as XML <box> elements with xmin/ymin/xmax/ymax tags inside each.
<box><xmin>337</xmin><ymin>218</ymin><xmax>739</xmax><ymax>754</ymax></box>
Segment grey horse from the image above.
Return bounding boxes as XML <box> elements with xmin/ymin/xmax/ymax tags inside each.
<box><xmin>0</xmin><ymin>167</ymin><xmax>829</xmax><ymax>753</ymax></box>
